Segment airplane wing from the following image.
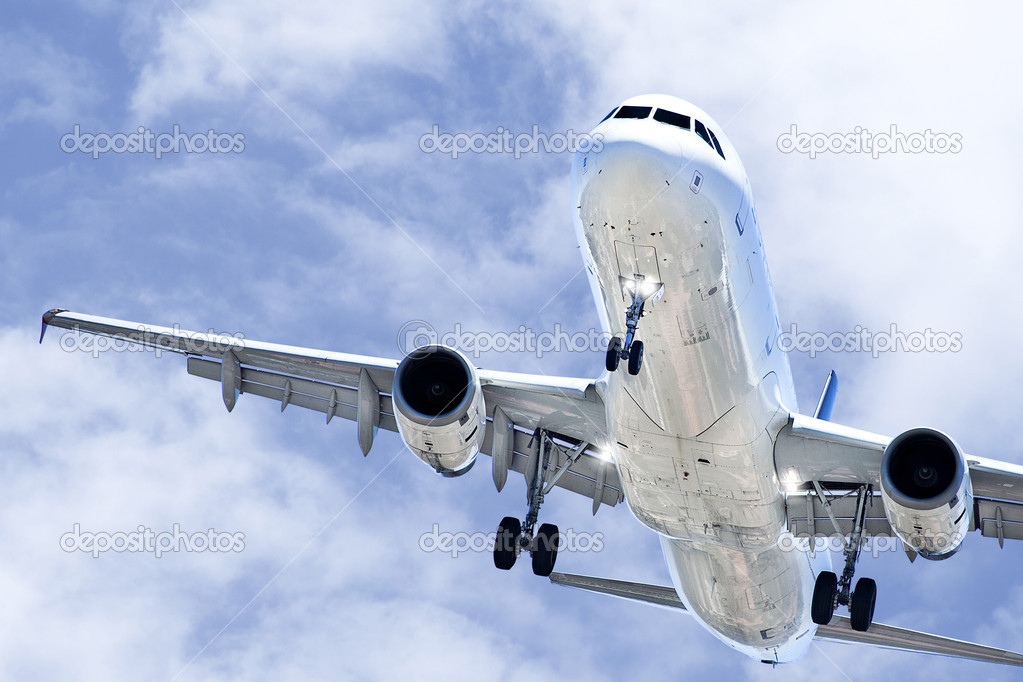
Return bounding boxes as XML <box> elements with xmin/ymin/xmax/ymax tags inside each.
<box><xmin>39</xmin><ymin>309</ymin><xmax>623</xmax><ymax>512</ymax></box>
<box><xmin>774</xmin><ymin>413</ymin><xmax>1023</xmax><ymax>548</ymax></box>
<box><xmin>549</xmin><ymin>572</ymin><xmax>1023</xmax><ymax>667</ymax></box>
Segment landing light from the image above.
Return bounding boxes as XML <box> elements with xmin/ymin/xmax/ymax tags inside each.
<box><xmin>782</xmin><ymin>469</ymin><xmax>802</xmax><ymax>493</ymax></box>
<box><xmin>621</xmin><ymin>276</ymin><xmax>662</xmax><ymax>301</ymax></box>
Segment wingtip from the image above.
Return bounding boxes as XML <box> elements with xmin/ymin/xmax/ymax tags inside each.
<box><xmin>39</xmin><ymin>308</ymin><xmax>67</xmax><ymax>343</ymax></box>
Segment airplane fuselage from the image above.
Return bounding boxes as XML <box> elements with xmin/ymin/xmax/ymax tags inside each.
<box><xmin>571</xmin><ymin>95</ymin><xmax>826</xmax><ymax>663</ymax></box>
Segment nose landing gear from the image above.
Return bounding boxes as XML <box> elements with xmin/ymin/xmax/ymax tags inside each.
<box><xmin>606</xmin><ymin>275</ymin><xmax>662</xmax><ymax>376</ymax></box>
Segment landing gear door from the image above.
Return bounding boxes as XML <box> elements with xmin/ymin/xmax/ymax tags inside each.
<box><xmin>614</xmin><ymin>240</ymin><xmax>662</xmax><ymax>301</ymax></box>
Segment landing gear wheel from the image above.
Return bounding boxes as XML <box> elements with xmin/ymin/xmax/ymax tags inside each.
<box><xmin>628</xmin><ymin>340</ymin><xmax>644</xmax><ymax>375</ymax></box>
<box><xmin>811</xmin><ymin>571</ymin><xmax>838</xmax><ymax>625</ymax></box>
<box><xmin>531</xmin><ymin>523</ymin><xmax>559</xmax><ymax>577</ymax></box>
<box><xmin>849</xmin><ymin>577</ymin><xmax>877</xmax><ymax>632</ymax></box>
<box><xmin>605</xmin><ymin>337</ymin><xmax>622</xmax><ymax>372</ymax></box>
<box><xmin>494</xmin><ymin>516</ymin><xmax>521</xmax><ymax>570</ymax></box>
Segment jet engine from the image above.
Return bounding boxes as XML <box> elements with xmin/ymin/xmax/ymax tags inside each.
<box><xmin>392</xmin><ymin>345</ymin><xmax>486</xmax><ymax>477</ymax></box>
<box><xmin>879</xmin><ymin>428</ymin><xmax>972</xmax><ymax>560</ymax></box>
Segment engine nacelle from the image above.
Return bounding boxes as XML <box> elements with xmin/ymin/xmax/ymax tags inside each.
<box><xmin>392</xmin><ymin>345</ymin><xmax>486</xmax><ymax>477</ymax></box>
<box><xmin>880</xmin><ymin>428</ymin><xmax>972</xmax><ymax>560</ymax></box>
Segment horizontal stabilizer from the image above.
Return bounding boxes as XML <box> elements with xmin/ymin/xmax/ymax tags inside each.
<box><xmin>549</xmin><ymin>572</ymin><xmax>687</xmax><ymax>611</ymax></box>
<box><xmin>549</xmin><ymin>572</ymin><xmax>1023</xmax><ymax>667</ymax></box>
<box><xmin>815</xmin><ymin>616</ymin><xmax>1023</xmax><ymax>667</ymax></box>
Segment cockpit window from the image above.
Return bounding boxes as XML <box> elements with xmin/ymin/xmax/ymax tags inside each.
<box><xmin>693</xmin><ymin>119</ymin><xmax>712</xmax><ymax>148</ymax></box>
<box><xmin>614</xmin><ymin>105</ymin><xmax>652</xmax><ymax>119</ymax></box>
<box><xmin>707</xmin><ymin>128</ymin><xmax>726</xmax><ymax>160</ymax></box>
<box><xmin>693</xmin><ymin>120</ymin><xmax>726</xmax><ymax>160</ymax></box>
<box><xmin>608</xmin><ymin>104</ymin><xmax>728</xmax><ymax>161</ymax></box>
<box><xmin>653</xmin><ymin>108</ymin><xmax>691</xmax><ymax>130</ymax></box>
<box><xmin>599</xmin><ymin>108</ymin><xmax>617</xmax><ymax>124</ymax></box>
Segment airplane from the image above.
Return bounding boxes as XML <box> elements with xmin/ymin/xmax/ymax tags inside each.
<box><xmin>39</xmin><ymin>94</ymin><xmax>1023</xmax><ymax>667</ymax></box>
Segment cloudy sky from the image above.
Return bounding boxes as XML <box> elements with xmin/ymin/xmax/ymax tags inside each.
<box><xmin>3</xmin><ymin>1</ymin><xmax>1023</xmax><ymax>679</ymax></box>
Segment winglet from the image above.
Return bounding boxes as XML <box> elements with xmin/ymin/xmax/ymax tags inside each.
<box><xmin>40</xmin><ymin>308</ymin><xmax>67</xmax><ymax>343</ymax></box>
<box><xmin>813</xmin><ymin>370</ymin><xmax>838</xmax><ymax>421</ymax></box>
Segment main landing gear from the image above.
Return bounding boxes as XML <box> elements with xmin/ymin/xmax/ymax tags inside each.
<box><xmin>605</xmin><ymin>274</ymin><xmax>662</xmax><ymax>376</ymax></box>
<box><xmin>810</xmin><ymin>483</ymin><xmax>877</xmax><ymax>632</ymax></box>
<box><xmin>493</xmin><ymin>428</ymin><xmax>563</xmax><ymax>577</ymax></box>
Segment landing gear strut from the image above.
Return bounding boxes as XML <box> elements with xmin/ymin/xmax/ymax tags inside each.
<box><xmin>810</xmin><ymin>483</ymin><xmax>878</xmax><ymax>632</ymax></box>
<box><xmin>493</xmin><ymin>428</ymin><xmax>565</xmax><ymax>576</ymax></box>
<box><xmin>605</xmin><ymin>275</ymin><xmax>662</xmax><ymax>376</ymax></box>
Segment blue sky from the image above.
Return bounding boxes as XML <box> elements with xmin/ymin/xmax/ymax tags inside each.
<box><xmin>4</xmin><ymin>1</ymin><xmax>1023</xmax><ymax>679</ymax></box>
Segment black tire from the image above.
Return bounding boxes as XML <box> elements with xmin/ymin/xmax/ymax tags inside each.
<box><xmin>627</xmin><ymin>340</ymin><xmax>644</xmax><ymax>375</ymax></box>
<box><xmin>494</xmin><ymin>516</ymin><xmax>521</xmax><ymax>570</ymax></box>
<box><xmin>811</xmin><ymin>571</ymin><xmax>838</xmax><ymax>625</ymax></box>
<box><xmin>606</xmin><ymin>337</ymin><xmax>622</xmax><ymax>372</ymax></box>
<box><xmin>850</xmin><ymin>577</ymin><xmax>877</xmax><ymax>632</ymax></box>
<box><xmin>531</xmin><ymin>523</ymin><xmax>559</xmax><ymax>577</ymax></box>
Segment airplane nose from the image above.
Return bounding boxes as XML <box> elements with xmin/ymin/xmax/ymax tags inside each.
<box><xmin>591</xmin><ymin>127</ymin><xmax>684</xmax><ymax>185</ymax></box>
<box><xmin>578</xmin><ymin>127</ymin><xmax>685</xmax><ymax>217</ymax></box>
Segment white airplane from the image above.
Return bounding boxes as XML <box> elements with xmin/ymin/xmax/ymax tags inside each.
<box><xmin>41</xmin><ymin>94</ymin><xmax>1023</xmax><ymax>667</ymax></box>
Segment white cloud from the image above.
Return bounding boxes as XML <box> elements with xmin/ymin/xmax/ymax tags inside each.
<box><xmin>0</xmin><ymin>29</ymin><xmax>101</xmax><ymax>130</ymax></box>
<box><xmin>128</xmin><ymin>0</ymin><xmax>453</xmax><ymax>121</ymax></box>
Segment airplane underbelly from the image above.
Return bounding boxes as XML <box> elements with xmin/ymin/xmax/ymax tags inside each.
<box><xmin>611</xmin><ymin>383</ymin><xmax>788</xmax><ymax>546</ymax></box>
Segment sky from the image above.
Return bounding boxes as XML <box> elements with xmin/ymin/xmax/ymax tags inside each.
<box><xmin>3</xmin><ymin>1</ymin><xmax>1023</xmax><ymax>680</ymax></box>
